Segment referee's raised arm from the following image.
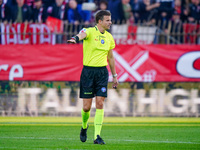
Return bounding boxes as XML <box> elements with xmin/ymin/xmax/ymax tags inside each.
<box><xmin>67</xmin><ymin>32</ymin><xmax>87</xmax><ymax>44</ymax></box>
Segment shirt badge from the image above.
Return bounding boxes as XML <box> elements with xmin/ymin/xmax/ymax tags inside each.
<box><xmin>101</xmin><ymin>87</ymin><xmax>106</xmax><ymax>93</ymax></box>
<box><xmin>101</xmin><ymin>39</ymin><xmax>105</xmax><ymax>44</ymax></box>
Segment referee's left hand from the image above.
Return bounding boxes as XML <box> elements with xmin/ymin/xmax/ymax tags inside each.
<box><xmin>112</xmin><ymin>77</ymin><xmax>118</xmax><ymax>89</ymax></box>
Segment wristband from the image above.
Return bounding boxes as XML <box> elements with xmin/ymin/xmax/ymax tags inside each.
<box><xmin>113</xmin><ymin>74</ymin><xmax>118</xmax><ymax>78</ymax></box>
<box><xmin>72</xmin><ymin>36</ymin><xmax>79</xmax><ymax>43</ymax></box>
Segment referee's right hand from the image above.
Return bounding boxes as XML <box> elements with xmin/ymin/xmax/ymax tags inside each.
<box><xmin>67</xmin><ymin>39</ymin><xmax>76</xmax><ymax>44</ymax></box>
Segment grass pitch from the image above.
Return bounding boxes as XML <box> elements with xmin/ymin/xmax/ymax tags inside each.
<box><xmin>0</xmin><ymin>117</ymin><xmax>200</xmax><ymax>150</ymax></box>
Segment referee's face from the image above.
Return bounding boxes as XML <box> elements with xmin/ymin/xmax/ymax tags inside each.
<box><xmin>101</xmin><ymin>16</ymin><xmax>112</xmax><ymax>30</ymax></box>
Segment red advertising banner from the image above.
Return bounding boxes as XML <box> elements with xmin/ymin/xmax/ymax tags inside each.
<box><xmin>0</xmin><ymin>44</ymin><xmax>200</xmax><ymax>82</ymax></box>
<box><xmin>113</xmin><ymin>45</ymin><xmax>200</xmax><ymax>82</ymax></box>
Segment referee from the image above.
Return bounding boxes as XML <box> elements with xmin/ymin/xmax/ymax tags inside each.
<box><xmin>67</xmin><ymin>10</ymin><xmax>118</xmax><ymax>145</ymax></box>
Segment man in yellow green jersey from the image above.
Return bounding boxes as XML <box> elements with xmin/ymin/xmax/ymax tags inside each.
<box><xmin>67</xmin><ymin>10</ymin><xmax>118</xmax><ymax>145</ymax></box>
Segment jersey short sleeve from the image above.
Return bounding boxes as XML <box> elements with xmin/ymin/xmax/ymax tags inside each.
<box><xmin>79</xmin><ymin>28</ymin><xmax>89</xmax><ymax>39</ymax></box>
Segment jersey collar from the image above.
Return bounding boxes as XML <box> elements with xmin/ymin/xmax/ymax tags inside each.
<box><xmin>95</xmin><ymin>26</ymin><xmax>105</xmax><ymax>34</ymax></box>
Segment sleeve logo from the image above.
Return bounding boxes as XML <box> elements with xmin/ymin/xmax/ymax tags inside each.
<box><xmin>79</xmin><ymin>28</ymin><xmax>86</xmax><ymax>34</ymax></box>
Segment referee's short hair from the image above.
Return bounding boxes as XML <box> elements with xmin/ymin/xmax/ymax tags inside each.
<box><xmin>95</xmin><ymin>10</ymin><xmax>111</xmax><ymax>24</ymax></box>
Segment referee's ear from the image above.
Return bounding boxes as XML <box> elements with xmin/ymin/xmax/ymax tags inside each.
<box><xmin>98</xmin><ymin>19</ymin><xmax>103</xmax><ymax>25</ymax></box>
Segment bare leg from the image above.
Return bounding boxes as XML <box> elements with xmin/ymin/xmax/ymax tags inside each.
<box><xmin>82</xmin><ymin>98</ymin><xmax>93</xmax><ymax>112</ymax></box>
<box><xmin>96</xmin><ymin>96</ymin><xmax>105</xmax><ymax>109</ymax></box>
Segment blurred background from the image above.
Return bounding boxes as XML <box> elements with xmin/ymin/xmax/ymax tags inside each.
<box><xmin>0</xmin><ymin>0</ymin><xmax>200</xmax><ymax>117</ymax></box>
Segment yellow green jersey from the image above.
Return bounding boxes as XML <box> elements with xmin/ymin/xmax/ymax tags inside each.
<box><xmin>82</xmin><ymin>26</ymin><xmax>115</xmax><ymax>67</ymax></box>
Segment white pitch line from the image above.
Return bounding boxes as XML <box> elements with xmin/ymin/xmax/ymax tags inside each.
<box><xmin>0</xmin><ymin>147</ymin><xmax>53</xmax><ymax>150</ymax></box>
<box><xmin>0</xmin><ymin>137</ymin><xmax>199</xmax><ymax>145</ymax></box>
<box><xmin>0</xmin><ymin>136</ymin><xmax>71</xmax><ymax>140</ymax></box>
<box><xmin>122</xmin><ymin>139</ymin><xmax>200</xmax><ymax>144</ymax></box>
<box><xmin>0</xmin><ymin>148</ymin><xmax>86</xmax><ymax>150</ymax></box>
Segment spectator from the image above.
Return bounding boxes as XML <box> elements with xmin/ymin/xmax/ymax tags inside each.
<box><xmin>68</xmin><ymin>0</ymin><xmax>91</xmax><ymax>26</ymax></box>
<box><xmin>153</xmin><ymin>0</ymin><xmax>173</xmax><ymax>44</ymax></box>
<box><xmin>138</xmin><ymin>0</ymin><xmax>160</xmax><ymax>24</ymax></box>
<box><xmin>24</xmin><ymin>0</ymin><xmax>34</xmax><ymax>8</ymax></box>
<box><xmin>188</xmin><ymin>0</ymin><xmax>200</xmax><ymax>23</ymax></box>
<box><xmin>42</xmin><ymin>0</ymin><xmax>55</xmax><ymax>7</ymax></box>
<box><xmin>130</xmin><ymin>0</ymin><xmax>140</xmax><ymax>23</ymax></box>
<box><xmin>156</xmin><ymin>0</ymin><xmax>173</xmax><ymax>29</ymax></box>
<box><xmin>76</xmin><ymin>0</ymin><xmax>89</xmax><ymax>4</ymax></box>
<box><xmin>170</xmin><ymin>10</ymin><xmax>183</xmax><ymax>44</ymax></box>
<box><xmin>50</xmin><ymin>0</ymin><xmax>68</xmax><ymax>43</ymax></box>
<box><xmin>0</xmin><ymin>0</ymin><xmax>11</xmax><ymax>44</ymax></box>
<box><xmin>108</xmin><ymin>0</ymin><xmax>132</xmax><ymax>40</ymax></box>
<box><xmin>99</xmin><ymin>0</ymin><xmax>108</xmax><ymax>10</ymax></box>
<box><xmin>6</xmin><ymin>0</ymin><xmax>17</xmax><ymax>7</ymax></box>
<box><xmin>50</xmin><ymin>0</ymin><xmax>68</xmax><ymax>21</ymax></box>
<box><xmin>108</xmin><ymin>0</ymin><xmax>126</xmax><ymax>24</ymax></box>
<box><xmin>11</xmin><ymin>0</ymin><xmax>32</xmax><ymax>23</ymax></box>
<box><xmin>42</xmin><ymin>0</ymin><xmax>55</xmax><ymax>15</ymax></box>
<box><xmin>32</xmin><ymin>0</ymin><xmax>48</xmax><ymax>23</ymax></box>
<box><xmin>108</xmin><ymin>0</ymin><xmax>132</xmax><ymax>23</ymax></box>
<box><xmin>122</xmin><ymin>0</ymin><xmax>133</xmax><ymax>23</ymax></box>
<box><xmin>0</xmin><ymin>0</ymin><xmax>11</xmax><ymax>23</ymax></box>
<box><xmin>173</xmin><ymin>0</ymin><xmax>188</xmax><ymax>22</ymax></box>
<box><xmin>174</xmin><ymin>0</ymin><xmax>182</xmax><ymax>15</ymax></box>
<box><xmin>91</xmin><ymin>0</ymin><xmax>108</xmax><ymax>23</ymax></box>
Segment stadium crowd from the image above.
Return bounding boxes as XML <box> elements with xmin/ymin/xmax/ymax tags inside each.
<box><xmin>0</xmin><ymin>0</ymin><xmax>200</xmax><ymax>44</ymax></box>
<box><xmin>0</xmin><ymin>0</ymin><xmax>200</xmax><ymax>24</ymax></box>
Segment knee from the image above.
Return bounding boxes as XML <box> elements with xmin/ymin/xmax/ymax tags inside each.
<box><xmin>96</xmin><ymin>100</ymin><xmax>104</xmax><ymax>109</ymax></box>
<box><xmin>83</xmin><ymin>106</ymin><xmax>91</xmax><ymax>112</ymax></box>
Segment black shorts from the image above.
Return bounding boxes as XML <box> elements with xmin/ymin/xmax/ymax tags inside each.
<box><xmin>80</xmin><ymin>66</ymin><xmax>108</xmax><ymax>98</ymax></box>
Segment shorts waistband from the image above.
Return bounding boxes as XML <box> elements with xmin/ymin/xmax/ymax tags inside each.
<box><xmin>83</xmin><ymin>66</ymin><xmax>107</xmax><ymax>69</ymax></box>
